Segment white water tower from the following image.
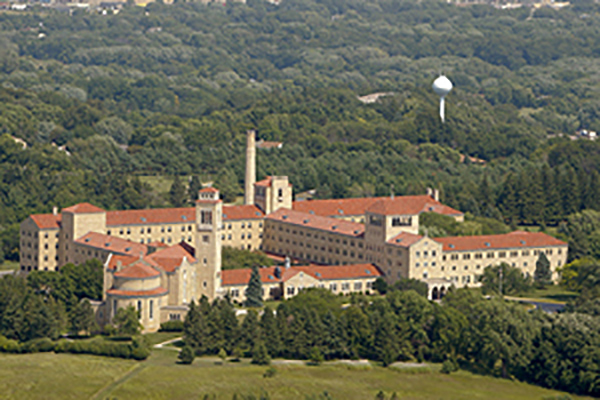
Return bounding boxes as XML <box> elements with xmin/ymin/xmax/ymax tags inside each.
<box><xmin>432</xmin><ymin>75</ymin><xmax>453</xmax><ymax>123</ymax></box>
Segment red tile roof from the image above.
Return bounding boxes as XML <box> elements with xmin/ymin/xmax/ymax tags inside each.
<box><xmin>146</xmin><ymin>243</ymin><xmax>196</xmax><ymax>273</ymax></box>
<box><xmin>62</xmin><ymin>203</ymin><xmax>105</xmax><ymax>214</ymax></box>
<box><xmin>223</xmin><ymin>205</ymin><xmax>264</xmax><ymax>220</ymax></box>
<box><xmin>387</xmin><ymin>232</ymin><xmax>424</xmax><ymax>247</ymax></box>
<box><xmin>106</xmin><ymin>254</ymin><xmax>139</xmax><ymax>271</ymax></box>
<box><xmin>366</xmin><ymin>195</ymin><xmax>463</xmax><ymax>216</ymax></box>
<box><xmin>200</xmin><ymin>187</ymin><xmax>219</xmax><ymax>193</ymax></box>
<box><xmin>266</xmin><ymin>208</ymin><xmax>365</xmax><ymax>237</ymax></box>
<box><xmin>106</xmin><ymin>287</ymin><xmax>168</xmax><ymax>298</ymax></box>
<box><xmin>29</xmin><ymin>213</ymin><xmax>61</xmax><ymax>229</ymax></box>
<box><xmin>75</xmin><ymin>232</ymin><xmax>148</xmax><ymax>256</ymax></box>
<box><xmin>221</xmin><ymin>263</ymin><xmax>382</xmax><ymax>286</ymax></box>
<box><xmin>293</xmin><ymin>195</ymin><xmax>463</xmax><ymax>218</ymax></box>
<box><xmin>255</xmin><ymin>177</ymin><xmax>274</xmax><ymax>187</ymax></box>
<box><xmin>433</xmin><ymin>231</ymin><xmax>567</xmax><ymax>252</ymax></box>
<box><xmin>114</xmin><ymin>262</ymin><xmax>160</xmax><ymax>279</ymax></box>
<box><xmin>106</xmin><ymin>207</ymin><xmax>195</xmax><ymax>226</ymax></box>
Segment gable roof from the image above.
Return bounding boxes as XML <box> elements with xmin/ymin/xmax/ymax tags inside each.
<box><xmin>29</xmin><ymin>214</ymin><xmax>61</xmax><ymax>229</ymax></box>
<box><xmin>145</xmin><ymin>242</ymin><xmax>196</xmax><ymax>273</ymax></box>
<box><xmin>199</xmin><ymin>187</ymin><xmax>219</xmax><ymax>193</ymax></box>
<box><xmin>106</xmin><ymin>207</ymin><xmax>195</xmax><ymax>226</ymax></box>
<box><xmin>387</xmin><ymin>232</ymin><xmax>424</xmax><ymax>248</ymax></box>
<box><xmin>221</xmin><ymin>263</ymin><xmax>382</xmax><ymax>286</ymax></box>
<box><xmin>293</xmin><ymin>195</ymin><xmax>462</xmax><ymax>218</ymax></box>
<box><xmin>114</xmin><ymin>262</ymin><xmax>160</xmax><ymax>279</ymax></box>
<box><xmin>433</xmin><ymin>231</ymin><xmax>567</xmax><ymax>252</ymax></box>
<box><xmin>266</xmin><ymin>208</ymin><xmax>365</xmax><ymax>237</ymax></box>
<box><xmin>106</xmin><ymin>287</ymin><xmax>168</xmax><ymax>298</ymax></box>
<box><xmin>366</xmin><ymin>195</ymin><xmax>463</xmax><ymax>216</ymax></box>
<box><xmin>223</xmin><ymin>205</ymin><xmax>264</xmax><ymax>220</ymax></box>
<box><xmin>62</xmin><ymin>203</ymin><xmax>105</xmax><ymax>214</ymax></box>
<box><xmin>75</xmin><ymin>232</ymin><xmax>148</xmax><ymax>257</ymax></box>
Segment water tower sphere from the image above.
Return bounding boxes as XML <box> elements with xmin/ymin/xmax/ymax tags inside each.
<box><xmin>432</xmin><ymin>75</ymin><xmax>453</xmax><ymax>97</ymax></box>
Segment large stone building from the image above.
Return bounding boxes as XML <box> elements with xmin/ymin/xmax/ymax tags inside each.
<box><xmin>19</xmin><ymin>130</ymin><xmax>569</xmax><ymax>331</ymax></box>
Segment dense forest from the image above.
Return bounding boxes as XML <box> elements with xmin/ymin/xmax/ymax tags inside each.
<box><xmin>0</xmin><ymin>0</ymin><xmax>599</xmax><ymax>263</ymax></box>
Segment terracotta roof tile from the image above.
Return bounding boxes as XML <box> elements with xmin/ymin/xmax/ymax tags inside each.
<box><xmin>366</xmin><ymin>195</ymin><xmax>463</xmax><ymax>216</ymax></box>
<box><xmin>255</xmin><ymin>177</ymin><xmax>274</xmax><ymax>187</ymax></box>
<box><xmin>222</xmin><ymin>263</ymin><xmax>382</xmax><ymax>286</ymax></box>
<box><xmin>106</xmin><ymin>287</ymin><xmax>168</xmax><ymax>297</ymax></box>
<box><xmin>223</xmin><ymin>205</ymin><xmax>264</xmax><ymax>220</ymax></box>
<box><xmin>114</xmin><ymin>262</ymin><xmax>160</xmax><ymax>279</ymax></box>
<box><xmin>433</xmin><ymin>231</ymin><xmax>567</xmax><ymax>252</ymax></box>
<box><xmin>75</xmin><ymin>232</ymin><xmax>148</xmax><ymax>256</ymax></box>
<box><xmin>293</xmin><ymin>195</ymin><xmax>462</xmax><ymax>218</ymax></box>
<box><xmin>200</xmin><ymin>187</ymin><xmax>219</xmax><ymax>193</ymax></box>
<box><xmin>62</xmin><ymin>203</ymin><xmax>105</xmax><ymax>214</ymax></box>
<box><xmin>106</xmin><ymin>207</ymin><xmax>195</xmax><ymax>226</ymax></box>
<box><xmin>266</xmin><ymin>209</ymin><xmax>365</xmax><ymax>237</ymax></box>
<box><xmin>146</xmin><ymin>243</ymin><xmax>196</xmax><ymax>273</ymax></box>
<box><xmin>29</xmin><ymin>214</ymin><xmax>61</xmax><ymax>229</ymax></box>
<box><xmin>387</xmin><ymin>232</ymin><xmax>424</xmax><ymax>247</ymax></box>
<box><xmin>106</xmin><ymin>254</ymin><xmax>139</xmax><ymax>271</ymax></box>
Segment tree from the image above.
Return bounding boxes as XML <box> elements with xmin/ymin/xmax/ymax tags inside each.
<box><xmin>244</xmin><ymin>266</ymin><xmax>263</xmax><ymax>308</ymax></box>
<box><xmin>309</xmin><ymin>346</ymin><xmax>324</xmax><ymax>365</ymax></box>
<box><xmin>480</xmin><ymin>264</ymin><xmax>532</xmax><ymax>296</ymax></box>
<box><xmin>69</xmin><ymin>299</ymin><xmax>97</xmax><ymax>336</ymax></box>
<box><xmin>189</xmin><ymin>175</ymin><xmax>201</xmax><ymax>203</ymax></box>
<box><xmin>251</xmin><ymin>340</ymin><xmax>271</xmax><ymax>365</ymax></box>
<box><xmin>372</xmin><ymin>277</ymin><xmax>388</xmax><ymax>295</ymax></box>
<box><xmin>218</xmin><ymin>348</ymin><xmax>228</xmax><ymax>364</ymax></box>
<box><xmin>169</xmin><ymin>175</ymin><xmax>186</xmax><ymax>207</ymax></box>
<box><xmin>178</xmin><ymin>345</ymin><xmax>195</xmax><ymax>365</ymax></box>
<box><xmin>534</xmin><ymin>252</ymin><xmax>552</xmax><ymax>287</ymax></box>
<box><xmin>112</xmin><ymin>306</ymin><xmax>142</xmax><ymax>337</ymax></box>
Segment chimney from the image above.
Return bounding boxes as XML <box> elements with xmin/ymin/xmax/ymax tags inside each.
<box><xmin>284</xmin><ymin>256</ymin><xmax>291</xmax><ymax>270</ymax></box>
<box><xmin>433</xmin><ymin>189</ymin><xmax>440</xmax><ymax>202</ymax></box>
<box><xmin>52</xmin><ymin>206</ymin><xmax>58</xmax><ymax>216</ymax></box>
<box><xmin>244</xmin><ymin>130</ymin><xmax>256</xmax><ymax>205</ymax></box>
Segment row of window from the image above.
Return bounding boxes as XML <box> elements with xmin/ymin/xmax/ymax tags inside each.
<box><xmin>270</xmin><ymin>226</ymin><xmax>362</xmax><ymax>248</ymax></box>
<box><xmin>222</xmin><ymin>222</ymin><xmax>263</xmax><ymax>230</ymax></box>
<box><xmin>108</xmin><ymin>225</ymin><xmax>193</xmax><ymax>236</ymax></box>
<box><xmin>443</xmin><ymin>248</ymin><xmax>561</xmax><ymax>261</ymax></box>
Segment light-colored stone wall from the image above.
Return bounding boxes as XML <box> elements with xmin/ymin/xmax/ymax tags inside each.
<box><xmin>20</xmin><ymin>219</ymin><xmax>60</xmax><ymax>273</ymax></box>
<box><xmin>439</xmin><ymin>245</ymin><xmax>568</xmax><ymax>287</ymax></box>
<box><xmin>262</xmin><ymin>219</ymin><xmax>365</xmax><ymax>266</ymax></box>
<box><xmin>221</xmin><ymin>219</ymin><xmax>264</xmax><ymax>251</ymax></box>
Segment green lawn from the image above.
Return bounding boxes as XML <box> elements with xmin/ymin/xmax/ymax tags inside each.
<box><xmin>0</xmin><ymin>260</ymin><xmax>18</xmax><ymax>271</ymax></box>
<box><xmin>0</xmin><ymin>350</ymin><xmax>591</xmax><ymax>400</ymax></box>
<box><xmin>517</xmin><ymin>285</ymin><xmax>578</xmax><ymax>304</ymax></box>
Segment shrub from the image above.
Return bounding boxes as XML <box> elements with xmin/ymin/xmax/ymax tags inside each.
<box><xmin>309</xmin><ymin>347</ymin><xmax>324</xmax><ymax>366</ymax></box>
<box><xmin>0</xmin><ymin>335</ymin><xmax>21</xmax><ymax>353</ymax></box>
<box><xmin>441</xmin><ymin>359</ymin><xmax>458</xmax><ymax>374</ymax></box>
<box><xmin>251</xmin><ymin>341</ymin><xmax>270</xmax><ymax>365</ymax></box>
<box><xmin>263</xmin><ymin>367</ymin><xmax>277</xmax><ymax>378</ymax></box>
<box><xmin>160</xmin><ymin>320</ymin><xmax>184</xmax><ymax>332</ymax></box>
<box><xmin>22</xmin><ymin>338</ymin><xmax>55</xmax><ymax>353</ymax></box>
<box><xmin>130</xmin><ymin>336</ymin><xmax>151</xmax><ymax>360</ymax></box>
<box><xmin>178</xmin><ymin>345</ymin><xmax>195</xmax><ymax>364</ymax></box>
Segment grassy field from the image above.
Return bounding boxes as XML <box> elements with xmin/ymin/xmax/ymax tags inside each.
<box><xmin>0</xmin><ymin>260</ymin><xmax>18</xmax><ymax>271</ymax></box>
<box><xmin>0</xmin><ymin>349</ymin><xmax>591</xmax><ymax>400</ymax></box>
<box><xmin>513</xmin><ymin>285</ymin><xmax>578</xmax><ymax>304</ymax></box>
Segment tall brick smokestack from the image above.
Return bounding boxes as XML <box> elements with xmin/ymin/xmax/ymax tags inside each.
<box><xmin>245</xmin><ymin>130</ymin><xmax>256</xmax><ymax>205</ymax></box>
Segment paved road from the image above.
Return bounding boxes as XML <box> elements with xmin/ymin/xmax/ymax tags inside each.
<box><xmin>0</xmin><ymin>270</ymin><xmax>14</xmax><ymax>277</ymax></box>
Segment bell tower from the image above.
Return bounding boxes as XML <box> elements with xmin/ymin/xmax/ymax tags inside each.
<box><xmin>194</xmin><ymin>187</ymin><xmax>222</xmax><ymax>300</ymax></box>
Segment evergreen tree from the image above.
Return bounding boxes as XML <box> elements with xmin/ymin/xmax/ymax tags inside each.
<box><xmin>178</xmin><ymin>345</ymin><xmax>195</xmax><ymax>365</ymax></box>
<box><xmin>189</xmin><ymin>175</ymin><xmax>201</xmax><ymax>203</ymax></box>
<box><xmin>534</xmin><ymin>252</ymin><xmax>552</xmax><ymax>287</ymax></box>
<box><xmin>251</xmin><ymin>340</ymin><xmax>271</xmax><ymax>365</ymax></box>
<box><xmin>69</xmin><ymin>299</ymin><xmax>97</xmax><ymax>336</ymax></box>
<box><xmin>244</xmin><ymin>266</ymin><xmax>263</xmax><ymax>308</ymax></box>
<box><xmin>219</xmin><ymin>299</ymin><xmax>239</xmax><ymax>352</ymax></box>
<box><xmin>169</xmin><ymin>175</ymin><xmax>186</xmax><ymax>207</ymax></box>
<box><xmin>239</xmin><ymin>310</ymin><xmax>260</xmax><ymax>351</ymax></box>
<box><xmin>478</xmin><ymin>173</ymin><xmax>494</xmax><ymax>211</ymax></box>
<box><xmin>260</xmin><ymin>307</ymin><xmax>281</xmax><ymax>357</ymax></box>
<box><xmin>560</xmin><ymin>166</ymin><xmax>580</xmax><ymax>217</ymax></box>
<box><xmin>521</xmin><ymin>168</ymin><xmax>544</xmax><ymax>225</ymax></box>
<box><xmin>205</xmin><ymin>302</ymin><xmax>224</xmax><ymax>354</ymax></box>
<box><xmin>113</xmin><ymin>305</ymin><xmax>142</xmax><ymax>337</ymax></box>
<box><xmin>184</xmin><ymin>300</ymin><xmax>206</xmax><ymax>353</ymax></box>
<box><xmin>498</xmin><ymin>173</ymin><xmax>519</xmax><ymax>223</ymax></box>
<box><xmin>541</xmin><ymin>165</ymin><xmax>561</xmax><ymax>225</ymax></box>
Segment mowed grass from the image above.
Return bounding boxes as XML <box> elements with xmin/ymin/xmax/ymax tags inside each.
<box><xmin>0</xmin><ymin>260</ymin><xmax>19</xmax><ymax>271</ymax></box>
<box><xmin>0</xmin><ymin>352</ymin><xmax>136</xmax><ymax>400</ymax></box>
<box><xmin>0</xmin><ymin>350</ymin><xmax>592</xmax><ymax>400</ymax></box>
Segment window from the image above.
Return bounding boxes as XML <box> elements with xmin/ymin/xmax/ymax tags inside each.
<box><xmin>354</xmin><ymin>282</ymin><xmax>362</xmax><ymax>290</ymax></box>
<box><xmin>287</xmin><ymin>286</ymin><xmax>295</xmax><ymax>296</ymax></box>
<box><xmin>341</xmin><ymin>283</ymin><xmax>350</xmax><ymax>291</ymax></box>
<box><xmin>231</xmin><ymin>289</ymin><xmax>239</xmax><ymax>297</ymax></box>
<box><xmin>200</xmin><ymin>211</ymin><xmax>213</xmax><ymax>225</ymax></box>
<box><xmin>416</xmin><ymin>251</ymin><xmax>420</xmax><ymax>257</ymax></box>
<box><xmin>203</xmin><ymin>235</ymin><xmax>209</xmax><ymax>243</ymax></box>
<box><xmin>487</xmin><ymin>252</ymin><xmax>494</xmax><ymax>258</ymax></box>
<box><xmin>498</xmin><ymin>252</ymin><xmax>506</xmax><ymax>258</ymax></box>
<box><xmin>149</xmin><ymin>300</ymin><xmax>153</xmax><ymax>320</ymax></box>
<box><xmin>137</xmin><ymin>301</ymin><xmax>142</xmax><ymax>314</ymax></box>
